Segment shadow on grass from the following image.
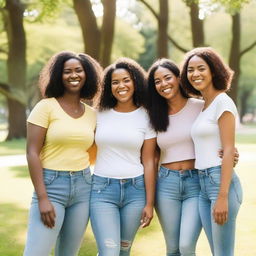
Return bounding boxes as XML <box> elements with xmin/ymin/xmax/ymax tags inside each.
<box><xmin>8</xmin><ymin>165</ymin><xmax>30</xmax><ymax>178</ymax></box>
<box><xmin>0</xmin><ymin>203</ymin><xmax>27</xmax><ymax>256</ymax></box>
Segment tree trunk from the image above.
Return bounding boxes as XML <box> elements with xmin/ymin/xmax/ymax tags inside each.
<box><xmin>239</xmin><ymin>89</ymin><xmax>251</xmax><ymax>123</ymax></box>
<box><xmin>188</xmin><ymin>2</ymin><xmax>205</xmax><ymax>47</ymax></box>
<box><xmin>73</xmin><ymin>0</ymin><xmax>101</xmax><ymax>60</ymax></box>
<box><xmin>5</xmin><ymin>0</ymin><xmax>27</xmax><ymax>140</ymax></box>
<box><xmin>228</xmin><ymin>13</ymin><xmax>240</xmax><ymax>105</ymax></box>
<box><xmin>100</xmin><ymin>0</ymin><xmax>116</xmax><ymax>67</ymax></box>
<box><xmin>157</xmin><ymin>0</ymin><xmax>168</xmax><ymax>58</ymax></box>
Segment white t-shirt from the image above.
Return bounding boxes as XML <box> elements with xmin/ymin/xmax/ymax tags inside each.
<box><xmin>191</xmin><ymin>93</ymin><xmax>238</xmax><ymax>169</ymax></box>
<box><xmin>157</xmin><ymin>98</ymin><xmax>204</xmax><ymax>164</ymax></box>
<box><xmin>94</xmin><ymin>107</ymin><xmax>156</xmax><ymax>178</ymax></box>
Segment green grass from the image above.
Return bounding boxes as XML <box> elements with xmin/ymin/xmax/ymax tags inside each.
<box><xmin>0</xmin><ymin>139</ymin><xmax>26</xmax><ymax>155</ymax></box>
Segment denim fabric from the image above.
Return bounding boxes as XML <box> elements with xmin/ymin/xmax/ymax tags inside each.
<box><xmin>198</xmin><ymin>165</ymin><xmax>243</xmax><ymax>256</ymax></box>
<box><xmin>23</xmin><ymin>168</ymin><xmax>92</xmax><ymax>256</ymax></box>
<box><xmin>155</xmin><ymin>166</ymin><xmax>202</xmax><ymax>256</ymax></box>
<box><xmin>90</xmin><ymin>174</ymin><xmax>146</xmax><ymax>256</ymax></box>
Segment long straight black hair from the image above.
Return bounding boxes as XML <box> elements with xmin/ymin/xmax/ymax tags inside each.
<box><xmin>147</xmin><ymin>59</ymin><xmax>189</xmax><ymax>132</ymax></box>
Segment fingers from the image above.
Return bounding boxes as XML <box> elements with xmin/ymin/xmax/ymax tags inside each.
<box><xmin>213</xmin><ymin>210</ymin><xmax>228</xmax><ymax>225</ymax></box>
<box><xmin>140</xmin><ymin>211</ymin><xmax>153</xmax><ymax>228</ymax></box>
<box><xmin>41</xmin><ymin>209</ymin><xmax>56</xmax><ymax>228</ymax></box>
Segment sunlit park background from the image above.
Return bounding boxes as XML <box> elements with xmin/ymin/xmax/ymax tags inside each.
<box><xmin>0</xmin><ymin>0</ymin><xmax>256</xmax><ymax>255</ymax></box>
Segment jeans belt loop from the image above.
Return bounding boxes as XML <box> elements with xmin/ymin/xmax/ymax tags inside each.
<box><xmin>188</xmin><ymin>170</ymin><xmax>193</xmax><ymax>178</ymax></box>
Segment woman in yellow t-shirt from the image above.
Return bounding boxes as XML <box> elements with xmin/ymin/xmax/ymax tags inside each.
<box><xmin>23</xmin><ymin>51</ymin><xmax>102</xmax><ymax>256</ymax></box>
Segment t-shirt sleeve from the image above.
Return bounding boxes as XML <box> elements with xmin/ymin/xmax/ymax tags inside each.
<box><xmin>215</xmin><ymin>96</ymin><xmax>237</xmax><ymax>121</ymax></box>
<box><xmin>145</xmin><ymin>115</ymin><xmax>156</xmax><ymax>140</ymax></box>
<box><xmin>27</xmin><ymin>99</ymin><xmax>50</xmax><ymax>128</ymax></box>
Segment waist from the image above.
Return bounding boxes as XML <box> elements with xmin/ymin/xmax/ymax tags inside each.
<box><xmin>197</xmin><ymin>165</ymin><xmax>221</xmax><ymax>176</ymax></box>
<box><xmin>161</xmin><ymin>159</ymin><xmax>195</xmax><ymax>170</ymax></box>
<box><xmin>92</xmin><ymin>174</ymin><xmax>144</xmax><ymax>184</ymax></box>
<box><xmin>43</xmin><ymin>168</ymin><xmax>91</xmax><ymax>176</ymax></box>
<box><xmin>159</xmin><ymin>165</ymin><xmax>198</xmax><ymax>177</ymax></box>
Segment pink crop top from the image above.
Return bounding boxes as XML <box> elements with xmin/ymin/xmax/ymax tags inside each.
<box><xmin>157</xmin><ymin>98</ymin><xmax>204</xmax><ymax>164</ymax></box>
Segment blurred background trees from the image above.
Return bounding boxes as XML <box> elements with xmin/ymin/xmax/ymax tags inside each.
<box><xmin>0</xmin><ymin>0</ymin><xmax>255</xmax><ymax>140</ymax></box>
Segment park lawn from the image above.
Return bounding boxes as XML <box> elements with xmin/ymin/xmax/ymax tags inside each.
<box><xmin>0</xmin><ymin>128</ymin><xmax>255</xmax><ymax>255</ymax></box>
<box><xmin>0</xmin><ymin>138</ymin><xmax>26</xmax><ymax>156</ymax></box>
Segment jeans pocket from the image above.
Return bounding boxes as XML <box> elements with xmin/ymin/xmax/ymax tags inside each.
<box><xmin>43</xmin><ymin>173</ymin><xmax>56</xmax><ymax>185</ymax></box>
<box><xmin>84</xmin><ymin>172</ymin><xmax>92</xmax><ymax>185</ymax></box>
<box><xmin>209</xmin><ymin>173</ymin><xmax>221</xmax><ymax>185</ymax></box>
<box><xmin>232</xmin><ymin>177</ymin><xmax>243</xmax><ymax>204</ymax></box>
<box><xmin>133</xmin><ymin>178</ymin><xmax>145</xmax><ymax>190</ymax></box>
<box><xmin>91</xmin><ymin>178</ymin><xmax>107</xmax><ymax>192</ymax></box>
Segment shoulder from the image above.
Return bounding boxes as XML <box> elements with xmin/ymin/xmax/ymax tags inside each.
<box><xmin>83</xmin><ymin>103</ymin><xmax>96</xmax><ymax>115</ymax></box>
<box><xmin>215</xmin><ymin>93</ymin><xmax>236</xmax><ymax>107</ymax></box>
<box><xmin>188</xmin><ymin>97</ymin><xmax>204</xmax><ymax>111</ymax></box>
<box><xmin>32</xmin><ymin>98</ymin><xmax>55</xmax><ymax>112</ymax></box>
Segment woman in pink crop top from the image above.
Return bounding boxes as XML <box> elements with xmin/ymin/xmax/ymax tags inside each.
<box><xmin>146</xmin><ymin>58</ymin><xmax>238</xmax><ymax>256</ymax></box>
<box><xmin>147</xmin><ymin>59</ymin><xmax>202</xmax><ymax>256</ymax></box>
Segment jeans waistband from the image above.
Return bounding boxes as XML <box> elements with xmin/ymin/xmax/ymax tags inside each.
<box><xmin>92</xmin><ymin>174</ymin><xmax>144</xmax><ymax>185</ymax></box>
<box><xmin>198</xmin><ymin>165</ymin><xmax>221</xmax><ymax>176</ymax></box>
<box><xmin>159</xmin><ymin>166</ymin><xmax>198</xmax><ymax>177</ymax></box>
<box><xmin>43</xmin><ymin>168</ymin><xmax>90</xmax><ymax>177</ymax></box>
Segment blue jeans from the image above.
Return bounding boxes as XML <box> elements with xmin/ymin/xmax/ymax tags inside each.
<box><xmin>23</xmin><ymin>168</ymin><xmax>92</xmax><ymax>256</ymax></box>
<box><xmin>90</xmin><ymin>174</ymin><xmax>146</xmax><ymax>256</ymax></box>
<box><xmin>198</xmin><ymin>165</ymin><xmax>243</xmax><ymax>256</ymax></box>
<box><xmin>155</xmin><ymin>166</ymin><xmax>202</xmax><ymax>256</ymax></box>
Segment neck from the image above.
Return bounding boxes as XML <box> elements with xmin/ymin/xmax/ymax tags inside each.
<box><xmin>60</xmin><ymin>93</ymin><xmax>81</xmax><ymax>105</ymax></box>
<box><xmin>167</xmin><ymin>93</ymin><xmax>188</xmax><ymax>115</ymax></box>
<box><xmin>114</xmin><ymin>101</ymin><xmax>138</xmax><ymax>113</ymax></box>
<box><xmin>201</xmin><ymin>87</ymin><xmax>222</xmax><ymax>106</ymax></box>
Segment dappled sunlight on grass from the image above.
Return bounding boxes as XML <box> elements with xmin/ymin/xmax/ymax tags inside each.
<box><xmin>0</xmin><ymin>139</ymin><xmax>26</xmax><ymax>155</ymax></box>
<box><xmin>0</xmin><ymin>203</ymin><xmax>28</xmax><ymax>256</ymax></box>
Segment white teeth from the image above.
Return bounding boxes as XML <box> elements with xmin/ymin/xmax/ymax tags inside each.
<box><xmin>118</xmin><ymin>91</ymin><xmax>127</xmax><ymax>95</ymax></box>
<box><xmin>194</xmin><ymin>79</ymin><xmax>203</xmax><ymax>83</ymax></box>
<box><xmin>70</xmin><ymin>81</ymin><xmax>79</xmax><ymax>85</ymax></box>
<box><xmin>162</xmin><ymin>88</ymin><xmax>172</xmax><ymax>93</ymax></box>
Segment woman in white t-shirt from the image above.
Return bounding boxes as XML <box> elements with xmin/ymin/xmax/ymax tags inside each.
<box><xmin>90</xmin><ymin>58</ymin><xmax>156</xmax><ymax>256</ymax></box>
<box><xmin>181</xmin><ymin>47</ymin><xmax>243</xmax><ymax>256</ymax></box>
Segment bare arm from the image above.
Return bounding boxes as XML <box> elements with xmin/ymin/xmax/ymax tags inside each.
<box><xmin>27</xmin><ymin>123</ymin><xmax>56</xmax><ymax>228</ymax></box>
<box><xmin>213</xmin><ymin>111</ymin><xmax>235</xmax><ymax>225</ymax></box>
<box><xmin>140</xmin><ymin>137</ymin><xmax>157</xmax><ymax>228</ymax></box>
<box><xmin>88</xmin><ymin>142</ymin><xmax>97</xmax><ymax>165</ymax></box>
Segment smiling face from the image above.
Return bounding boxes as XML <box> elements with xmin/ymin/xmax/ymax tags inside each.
<box><xmin>154</xmin><ymin>66</ymin><xmax>181</xmax><ymax>101</ymax></box>
<box><xmin>62</xmin><ymin>58</ymin><xmax>86</xmax><ymax>94</ymax></box>
<box><xmin>187</xmin><ymin>55</ymin><xmax>213</xmax><ymax>93</ymax></box>
<box><xmin>111</xmin><ymin>68</ymin><xmax>135</xmax><ymax>105</ymax></box>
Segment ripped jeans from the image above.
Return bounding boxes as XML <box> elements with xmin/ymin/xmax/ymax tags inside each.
<box><xmin>90</xmin><ymin>174</ymin><xmax>146</xmax><ymax>256</ymax></box>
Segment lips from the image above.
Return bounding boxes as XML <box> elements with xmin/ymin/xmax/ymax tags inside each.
<box><xmin>69</xmin><ymin>81</ymin><xmax>80</xmax><ymax>85</ymax></box>
<box><xmin>162</xmin><ymin>88</ymin><xmax>172</xmax><ymax>93</ymax></box>
<box><xmin>118</xmin><ymin>90</ymin><xmax>128</xmax><ymax>95</ymax></box>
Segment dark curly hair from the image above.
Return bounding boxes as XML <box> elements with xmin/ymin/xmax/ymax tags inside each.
<box><xmin>39</xmin><ymin>51</ymin><xmax>102</xmax><ymax>99</ymax></box>
<box><xmin>147</xmin><ymin>58</ymin><xmax>189</xmax><ymax>132</ymax></box>
<box><xmin>99</xmin><ymin>57</ymin><xmax>147</xmax><ymax>110</ymax></box>
<box><xmin>180</xmin><ymin>47</ymin><xmax>234</xmax><ymax>96</ymax></box>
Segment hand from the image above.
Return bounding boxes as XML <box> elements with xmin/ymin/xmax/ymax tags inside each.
<box><xmin>38</xmin><ymin>197</ymin><xmax>56</xmax><ymax>228</ymax></box>
<box><xmin>213</xmin><ymin>196</ymin><xmax>228</xmax><ymax>225</ymax></box>
<box><xmin>218</xmin><ymin>147</ymin><xmax>239</xmax><ymax>167</ymax></box>
<box><xmin>140</xmin><ymin>204</ymin><xmax>153</xmax><ymax>228</ymax></box>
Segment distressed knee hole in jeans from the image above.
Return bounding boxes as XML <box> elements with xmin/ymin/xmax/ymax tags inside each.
<box><xmin>121</xmin><ymin>240</ymin><xmax>131</xmax><ymax>251</ymax></box>
<box><xmin>104</xmin><ymin>238</ymin><xmax>118</xmax><ymax>248</ymax></box>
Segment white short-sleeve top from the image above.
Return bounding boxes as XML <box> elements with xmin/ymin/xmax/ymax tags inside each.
<box><xmin>157</xmin><ymin>98</ymin><xmax>204</xmax><ymax>164</ymax></box>
<box><xmin>191</xmin><ymin>93</ymin><xmax>238</xmax><ymax>169</ymax></box>
<box><xmin>94</xmin><ymin>107</ymin><xmax>156</xmax><ymax>178</ymax></box>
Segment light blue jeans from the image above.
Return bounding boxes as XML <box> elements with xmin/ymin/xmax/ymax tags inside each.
<box><xmin>23</xmin><ymin>168</ymin><xmax>92</xmax><ymax>256</ymax></box>
<box><xmin>90</xmin><ymin>174</ymin><xmax>146</xmax><ymax>256</ymax></box>
<box><xmin>155</xmin><ymin>166</ymin><xmax>202</xmax><ymax>256</ymax></box>
<box><xmin>198</xmin><ymin>165</ymin><xmax>243</xmax><ymax>256</ymax></box>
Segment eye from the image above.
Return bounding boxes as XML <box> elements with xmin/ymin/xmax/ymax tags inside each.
<box><xmin>165</xmin><ymin>76</ymin><xmax>172</xmax><ymax>81</ymax></box>
<box><xmin>154</xmin><ymin>80</ymin><xmax>160</xmax><ymax>85</ymax></box>
<box><xmin>187</xmin><ymin>69</ymin><xmax>193</xmax><ymax>73</ymax></box>
<box><xmin>111</xmin><ymin>81</ymin><xmax>118</xmax><ymax>86</ymax></box>
<box><xmin>124</xmin><ymin>79</ymin><xmax>131</xmax><ymax>83</ymax></box>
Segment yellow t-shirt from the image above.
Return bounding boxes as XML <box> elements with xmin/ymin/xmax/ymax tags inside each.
<box><xmin>27</xmin><ymin>98</ymin><xmax>96</xmax><ymax>171</ymax></box>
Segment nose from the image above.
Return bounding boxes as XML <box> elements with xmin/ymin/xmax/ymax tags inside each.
<box><xmin>118</xmin><ymin>82</ymin><xmax>125</xmax><ymax>88</ymax></box>
<box><xmin>162</xmin><ymin>79</ymin><xmax>168</xmax><ymax>87</ymax></box>
<box><xmin>192</xmin><ymin>69</ymin><xmax>200</xmax><ymax>77</ymax></box>
<box><xmin>70</xmin><ymin>71</ymin><xmax>78</xmax><ymax>78</ymax></box>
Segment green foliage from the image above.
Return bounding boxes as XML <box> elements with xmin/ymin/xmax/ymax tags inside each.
<box><xmin>212</xmin><ymin>0</ymin><xmax>251</xmax><ymax>14</ymax></box>
<box><xmin>112</xmin><ymin>18</ymin><xmax>145</xmax><ymax>61</ymax></box>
